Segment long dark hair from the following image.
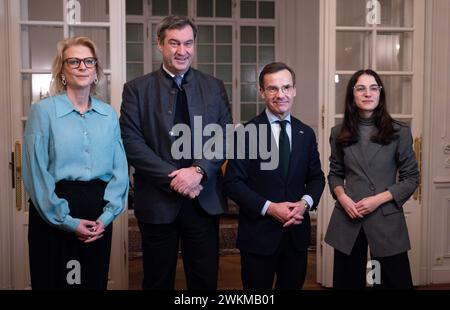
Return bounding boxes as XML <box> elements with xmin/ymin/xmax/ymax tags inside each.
<box><xmin>337</xmin><ymin>69</ymin><xmax>400</xmax><ymax>146</ymax></box>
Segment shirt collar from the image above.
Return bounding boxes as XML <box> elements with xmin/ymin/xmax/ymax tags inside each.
<box><xmin>265</xmin><ymin>108</ymin><xmax>291</xmax><ymax>124</ymax></box>
<box><xmin>54</xmin><ymin>94</ymin><xmax>108</xmax><ymax>118</ymax></box>
<box><xmin>162</xmin><ymin>64</ymin><xmax>186</xmax><ymax>79</ymax></box>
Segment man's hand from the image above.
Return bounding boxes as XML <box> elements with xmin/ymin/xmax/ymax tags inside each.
<box><xmin>169</xmin><ymin>167</ymin><xmax>203</xmax><ymax>198</ymax></box>
<box><xmin>283</xmin><ymin>200</ymin><xmax>309</xmax><ymax>227</ymax></box>
<box><xmin>267</xmin><ymin>201</ymin><xmax>304</xmax><ymax>227</ymax></box>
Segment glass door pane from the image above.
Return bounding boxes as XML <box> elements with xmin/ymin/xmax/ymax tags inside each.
<box><xmin>336</xmin><ymin>31</ymin><xmax>372</xmax><ymax>71</ymax></box>
<box><xmin>376</xmin><ymin>31</ymin><xmax>413</xmax><ymax>71</ymax></box>
<box><xmin>21</xmin><ymin>0</ymin><xmax>63</xmax><ymax>21</ymax></box>
<box><xmin>77</xmin><ymin>0</ymin><xmax>109</xmax><ymax>22</ymax></box>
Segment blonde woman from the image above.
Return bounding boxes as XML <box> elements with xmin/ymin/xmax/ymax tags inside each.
<box><xmin>22</xmin><ymin>36</ymin><xmax>129</xmax><ymax>289</ymax></box>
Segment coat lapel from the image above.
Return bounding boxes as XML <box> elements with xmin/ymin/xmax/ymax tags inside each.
<box><xmin>349</xmin><ymin>143</ymin><xmax>376</xmax><ymax>185</ymax></box>
<box><xmin>182</xmin><ymin>69</ymin><xmax>205</xmax><ymax>130</ymax></box>
<box><xmin>365</xmin><ymin>142</ymin><xmax>383</xmax><ymax>164</ymax></box>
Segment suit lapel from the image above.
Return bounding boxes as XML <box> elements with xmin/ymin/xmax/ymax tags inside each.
<box><xmin>286</xmin><ymin>119</ymin><xmax>304</xmax><ymax>183</ymax></box>
<box><xmin>256</xmin><ymin>112</ymin><xmax>285</xmax><ymax>181</ymax></box>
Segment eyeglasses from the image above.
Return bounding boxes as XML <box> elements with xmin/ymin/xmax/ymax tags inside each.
<box><xmin>63</xmin><ymin>57</ymin><xmax>97</xmax><ymax>69</ymax></box>
<box><xmin>264</xmin><ymin>85</ymin><xmax>294</xmax><ymax>96</ymax></box>
<box><xmin>353</xmin><ymin>85</ymin><xmax>382</xmax><ymax>93</ymax></box>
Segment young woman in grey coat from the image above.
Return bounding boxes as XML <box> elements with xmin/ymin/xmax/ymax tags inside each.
<box><xmin>325</xmin><ymin>69</ymin><xmax>419</xmax><ymax>289</ymax></box>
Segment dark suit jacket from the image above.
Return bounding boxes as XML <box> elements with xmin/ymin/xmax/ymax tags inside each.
<box><xmin>120</xmin><ymin>67</ymin><xmax>232</xmax><ymax>224</ymax></box>
<box><xmin>223</xmin><ymin>112</ymin><xmax>325</xmax><ymax>255</ymax></box>
<box><xmin>324</xmin><ymin>123</ymin><xmax>419</xmax><ymax>257</ymax></box>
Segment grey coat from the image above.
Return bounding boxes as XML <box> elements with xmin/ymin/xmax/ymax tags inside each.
<box><xmin>324</xmin><ymin>123</ymin><xmax>419</xmax><ymax>257</ymax></box>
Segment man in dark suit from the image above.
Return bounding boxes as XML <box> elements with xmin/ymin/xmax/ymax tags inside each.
<box><xmin>224</xmin><ymin>62</ymin><xmax>325</xmax><ymax>289</ymax></box>
<box><xmin>120</xmin><ymin>15</ymin><xmax>232</xmax><ymax>289</ymax></box>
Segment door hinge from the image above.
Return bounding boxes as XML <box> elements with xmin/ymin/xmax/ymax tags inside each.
<box><xmin>320</xmin><ymin>232</ymin><xmax>323</xmax><ymax>257</ymax></box>
<box><xmin>10</xmin><ymin>151</ymin><xmax>15</xmax><ymax>188</ymax></box>
<box><xmin>321</xmin><ymin>104</ymin><xmax>325</xmax><ymax>130</ymax></box>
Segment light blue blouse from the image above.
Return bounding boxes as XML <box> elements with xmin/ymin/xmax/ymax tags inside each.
<box><xmin>22</xmin><ymin>94</ymin><xmax>129</xmax><ymax>232</ymax></box>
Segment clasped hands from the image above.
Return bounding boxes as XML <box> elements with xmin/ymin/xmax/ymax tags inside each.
<box><xmin>267</xmin><ymin>200</ymin><xmax>308</xmax><ymax>228</ymax></box>
<box><xmin>338</xmin><ymin>194</ymin><xmax>382</xmax><ymax>219</ymax></box>
<box><xmin>75</xmin><ymin>219</ymin><xmax>105</xmax><ymax>243</ymax></box>
<box><xmin>169</xmin><ymin>167</ymin><xmax>203</xmax><ymax>199</ymax></box>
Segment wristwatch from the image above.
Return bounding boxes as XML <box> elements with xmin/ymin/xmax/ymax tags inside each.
<box><xmin>194</xmin><ymin>165</ymin><xmax>205</xmax><ymax>176</ymax></box>
<box><xmin>301</xmin><ymin>199</ymin><xmax>311</xmax><ymax>211</ymax></box>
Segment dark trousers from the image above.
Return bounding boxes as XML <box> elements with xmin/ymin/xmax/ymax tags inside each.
<box><xmin>28</xmin><ymin>180</ymin><xmax>112</xmax><ymax>290</ymax></box>
<box><xmin>240</xmin><ymin>231</ymin><xmax>308</xmax><ymax>290</ymax></box>
<box><xmin>333</xmin><ymin>228</ymin><xmax>413</xmax><ymax>289</ymax></box>
<box><xmin>138</xmin><ymin>199</ymin><xmax>220</xmax><ymax>290</ymax></box>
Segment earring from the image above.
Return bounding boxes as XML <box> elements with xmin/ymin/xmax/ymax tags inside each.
<box><xmin>94</xmin><ymin>76</ymin><xmax>98</xmax><ymax>85</ymax></box>
<box><xmin>61</xmin><ymin>75</ymin><xmax>67</xmax><ymax>86</ymax></box>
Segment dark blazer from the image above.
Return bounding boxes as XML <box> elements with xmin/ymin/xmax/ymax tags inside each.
<box><xmin>324</xmin><ymin>123</ymin><xmax>419</xmax><ymax>257</ymax></box>
<box><xmin>224</xmin><ymin>112</ymin><xmax>325</xmax><ymax>255</ymax></box>
<box><xmin>120</xmin><ymin>67</ymin><xmax>232</xmax><ymax>224</ymax></box>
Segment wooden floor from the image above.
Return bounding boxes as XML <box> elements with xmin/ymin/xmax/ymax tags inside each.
<box><xmin>129</xmin><ymin>250</ymin><xmax>322</xmax><ymax>290</ymax></box>
<box><xmin>129</xmin><ymin>251</ymin><xmax>450</xmax><ymax>290</ymax></box>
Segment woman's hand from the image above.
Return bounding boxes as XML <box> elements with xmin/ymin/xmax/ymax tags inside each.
<box><xmin>75</xmin><ymin>219</ymin><xmax>105</xmax><ymax>243</ymax></box>
<box><xmin>338</xmin><ymin>193</ymin><xmax>363</xmax><ymax>219</ymax></box>
<box><xmin>334</xmin><ymin>186</ymin><xmax>363</xmax><ymax>219</ymax></box>
<box><xmin>355</xmin><ymin>191</ymin><xmax>393</xmax><ymax>216</ymax></box>
<box><xmin>355</xmin><ymin>196</ymin><xmax>380</xmax><ymax>216</ymax></box>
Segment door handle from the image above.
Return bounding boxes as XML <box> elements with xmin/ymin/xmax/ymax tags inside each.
<box><xmin>412</xmin><ymin>136</ymin><xmax>422</xmax><ymax>202</ymax></box>
<box><xmin>14</xmin><ymin>141</ymin><xmax>23</xmax><ymax>211</ymax></box>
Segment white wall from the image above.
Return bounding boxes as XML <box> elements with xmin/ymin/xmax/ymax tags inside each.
<box><xmin>279</xmin><ymin>0</ymin><xmax>320</xmax><ymax>134</ymax></box>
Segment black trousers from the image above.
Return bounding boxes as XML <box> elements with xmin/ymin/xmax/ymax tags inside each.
<box><xmin>138</xmin><ymin>198</ymin><xmax>220</xmax><ymax>290</ymax></box>
<box><xmin>28</xmin><ymin>180</ymin><xmax>112</xmax><ymax>290</ymax></box>
<box><xmin>240</xmin><ymin>231</ymin><xmax>308</xmax><ymax>290</ymax></box>
<box><xmin>333</xmin><ymin>228</ymin><xmax>413</xmax><ymax>289</ymax></box>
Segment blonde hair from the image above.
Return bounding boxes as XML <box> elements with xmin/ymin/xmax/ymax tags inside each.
<box><xmin>50</xmin><ymin>36</ymin><xmax>104</xmax><ymax>95</ymax></box>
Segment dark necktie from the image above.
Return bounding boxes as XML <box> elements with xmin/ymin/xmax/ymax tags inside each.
<box><xmin>174</xmin><ymin>75</ymin><xmax>183</xmax><ymax>88</ymax></box>
<box><xmin>277</xmin><ymin>120</ymin><xmax>290</xmax><ymax>178</ymax></box>
<box><xmin>172</xmin><ymin>74</ymin><xmax>191</xmax><ymax>168</ymax></box>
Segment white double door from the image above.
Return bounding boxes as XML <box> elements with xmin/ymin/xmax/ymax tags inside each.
<box><xmin>4</xmin><ymin>0</ymin><xmax>128</xmax><ymax>289</ymax></box>
<box><xmin>317</xmin><ymin>0</ymin><xmax>425</xmax><ymax>287</ymax></box>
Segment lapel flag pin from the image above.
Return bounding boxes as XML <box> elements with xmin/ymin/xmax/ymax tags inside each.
<box><xmin>299</xmin><ymin>130</ymin><xmax>304</xmax><ymax>134</ymax></box>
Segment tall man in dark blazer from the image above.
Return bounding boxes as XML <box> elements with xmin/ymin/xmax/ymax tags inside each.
<box><xmin>224</xmin><ymin>62</ymin><xmax>325</xmax><ymax>289</ymax></box>
<box><xmin>120</xmin><ymin>15</ymin><xmax>232</xmax><ymax>289</ymax></box>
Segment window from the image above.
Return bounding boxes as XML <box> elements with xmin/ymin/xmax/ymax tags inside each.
<box><xmin>125</xmin><ymin>0</ymin><xmax>276</xmax><ymax>123</ymax></box>
<box><xmin>335</xmin><ymin>0</ymin><xmax>414</xmax><ymax>118</ymax></box>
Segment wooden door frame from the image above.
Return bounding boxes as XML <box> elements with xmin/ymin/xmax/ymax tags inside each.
<box><xmin>0</xmin><ymin>0</ymin><xmax>14</xmax><ymax>290</ymax></box>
